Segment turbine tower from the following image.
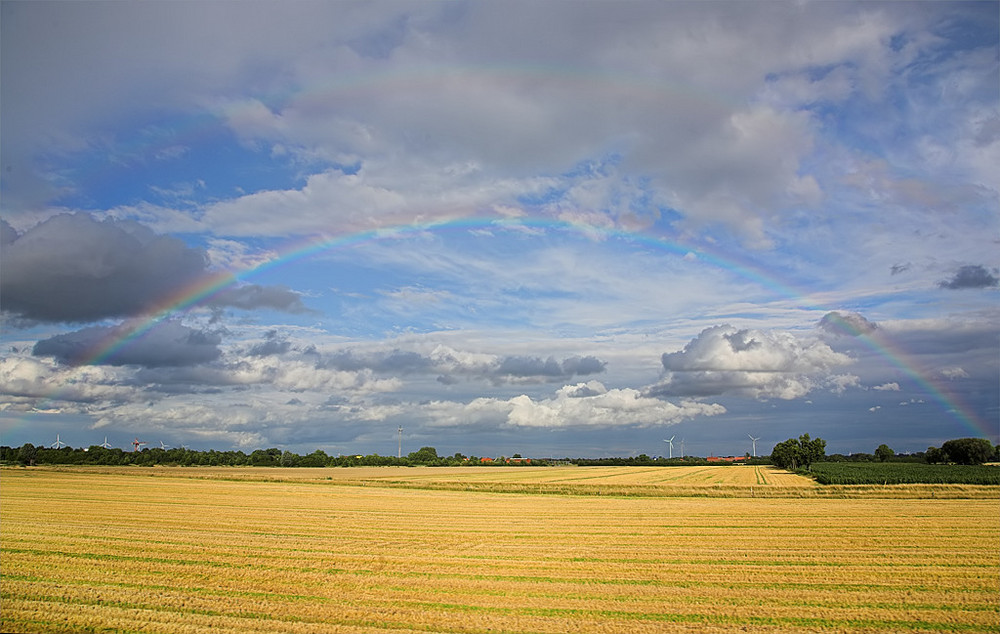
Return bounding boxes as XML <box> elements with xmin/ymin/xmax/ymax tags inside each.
<box><xmin>748</xmin><ymin>434</ymin><xmax>760</xmax><ymax>458</ymax></box>
<box><xmin>50</xmin><ymin>434</ymin><xmax>67</xmax><ymax>449</ymax></box>
<box><xmin>99</xmin><ymin>436</ymin><xmax>112</xmax><ymax>449</ymax></box>
<box><xmin>397</xmin><ymin>426</ymin><xmax>403</xmax><ymax>459</ymax></box>
<box><xmin>664</xmin><ymin>436</ymin><xmax>675</xmax><ymax>459</ymax></box>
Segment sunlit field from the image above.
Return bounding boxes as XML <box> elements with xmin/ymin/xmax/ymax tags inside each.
<box><xmin>2</xmin><ymin>467</ymin><xmax>998</xmax><ymax>633</ymax></box>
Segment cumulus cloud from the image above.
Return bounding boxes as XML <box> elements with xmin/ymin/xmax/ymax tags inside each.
<box><xmin>0</xmin><ymin>355</ymin><xmax>137</xmax><ymax>407</ymax></box>
<box><xmin>506</xmin><ymin>384</ymin><xmax>725</xmax><ymax>428</ymax></box>
<box><xmin>649</xmin><ymin>325</ymin><xmax>853</xmax><ymax>400</ymax></box>
<box><xmin>873</xmin><ymin>382</ymin><xmax>901</xmax><ymax>391</ymax></box>
<box><xmin>425</xmin><ymin>381</ymin><xmax>725</xmax><ymax>429</ymax></box>
<box><xmin>0</xmin><ymin>214</ymin><xmax>306</xmax><ymax>323</ymax></box>
<box><xmin>826</xmin><ymin>374</ymin><xmax>861</xmax><ymax>394</ymax></box>
<box><xmin>818</xmin><ymin>311</ymin><xmax>878</xmax><ymax>337</ymax></box>
<box><xmin>938</xmin><ymin>265</ymin><xmax>999</xmax><ymax>290</ymax></box>
<box><xmin>33</xmin><ymin>320</ymin><xmax>222</xmax><ymax>367</ymax></box>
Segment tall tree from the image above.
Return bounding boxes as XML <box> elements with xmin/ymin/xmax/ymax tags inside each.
<box><xmin>941</xmin><ymin>438</ymin><xmax>994</xmax><ymax>465</ymax></box>
<box><xmin>874</xmin><ymin>444</ymin><xmax>894</xmax><ymax>462</ymax></box>
<box><xmin>770</xmin><ymin>434</ymin><xmax>826</xmax><ymax>471</ymax></box>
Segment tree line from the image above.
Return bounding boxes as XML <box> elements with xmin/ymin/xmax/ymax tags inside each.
<box><xmin>0</xmin><ymin>444</ymin><xmax>545</xmax><ymax>468</ymax></box>
<box><xmin>2</xmin><ymin>436</ymin><xmax>996</xmax><ymax>468</ymax></box>
<box><xmin>768</xmin><ymin>434</ymin><xmax>998</xmax><ymax>470</ymax></box>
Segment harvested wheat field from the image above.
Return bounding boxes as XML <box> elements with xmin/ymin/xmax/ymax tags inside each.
<box><xmin>2</xmin><ymin>467</ymin><xmax>998</xmax><ymax>634</ymax></box>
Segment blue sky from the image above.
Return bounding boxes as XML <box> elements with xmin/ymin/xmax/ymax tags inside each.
<box><xmin>1</xmin><ymin>1</ymin><xmax>997</xmax><ymax>458</ymax></box>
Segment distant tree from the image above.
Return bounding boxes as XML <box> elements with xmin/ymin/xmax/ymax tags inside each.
<box><xmin>17</xmin><ymin>443</ymin><xmax>37</xmax><ymax>466</ymax></box>
<box><xmin>874</xmin><ymin>444</ymin><xmax>894</xmax><ymax>462</ymax></box>
<box><xmin>770</xmin><ymin>438</ymin><xmax>801</xmax><ymax>470</ymax></box>
<box><xmin>941</xmin><ymin>438</ymin><xmax>994</xmax><ymax>465</ymax></box>
<box><xmin>925</xmin><ymin>446</ymin><xmax>945</xmax><ymax>464</ymax></box>
<box><xmin>407</xmin><ymin>446</ymin><xmax>439</xmax><ymax>464</ymax></box>
<box><xmin>299</xmin><ymin>450</ymin><xmax>329</xmax><ymax>467</ymax></box>
<box><xmin>798</xmin><ymin>434</ymin><xmax>826</xmax><ymax>470</ymax></box>
<box><xmin>249</xmin><ymin>449</ymin><xmax>277</xmax><ymax>466</ymax></box>
<box><xmin>770</xmin><ymin>434</ymin><xmax>826</xmax><ymax>471</ymax></box>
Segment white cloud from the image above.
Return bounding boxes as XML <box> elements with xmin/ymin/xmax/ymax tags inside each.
<box><xmin>873</xmin><ymin>382</ymin><xmax>901</xmax><ymax>391</ymax></box>
<box><xmin>940</xmin><ymin>367</ymin><xmax>970</xmax><ymax>380</ymax></box>
<box><xmin>424</xmin><ymin>381</ymin><xmax>725</xmax><ymax>430</ymax></box>
<box><xmin>827</xmin><ymin>374</ymin><xmax>862</xmax><ymax>394</ymax></box>
<box><xmin>651</xmin><ymin>325</ymin><xmax>853</xmax><ymax>400</ymax></box>
<box><xmin>0</xmin><ymin>355</ymin><xmax>137</xmax><ymax>409</ymax></box>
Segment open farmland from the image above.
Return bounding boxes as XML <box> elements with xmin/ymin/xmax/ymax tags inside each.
<box><xmin>2</xmin><ymin>468</ymin><xmax>998</xmax><ymax>634</ymax></box>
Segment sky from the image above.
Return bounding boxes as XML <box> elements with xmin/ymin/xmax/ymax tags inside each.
<box><xmin>1</xmin><ymin>1</ymin><xmax>998</xmax><ymax>459</ymax></box>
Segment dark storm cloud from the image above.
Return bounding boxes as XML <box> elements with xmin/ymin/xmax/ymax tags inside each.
<box><xmin>33</xmin><ymin>320</ymin><xmax>222</xmax><ymax>367</ymax></box>
<box><xmin>495</xmin><ymin>355</ymin><xmax>606</xmax><ymax>379</ymax></box>
<box><xmin>818</xmin><ymin>311</ymin><xmax>878</xmax><ymax>337</ymax></box>
<box><xmin>209</xmin><ymin>284</ymin><xmax>310</xmax><ymax>313</ymax></box>
<box><xmin>2</xmin><ymin>214</ymin><xmax>205</xmax><ymax>322</ymax></box>
<box><xmin>0</xmin><ymin>213</ymin><xmax>307</xmax><ymax>323</ymax></box>
<box><xmin>0</xmin><ymin>218</ymin><xmax>17</xmax><ymax>246</ymax></box>
<box><xmin>938</xmin><ymin>265</ymin><xmax>999</xmax><ymax>290</ymax></box>
<box><xmin>246</xmin><ymin>330</ymin><xmax>292</xmax><ymax>357</ymax></box>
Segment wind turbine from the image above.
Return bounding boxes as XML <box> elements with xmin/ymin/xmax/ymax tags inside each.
<box><xmin>132</xmin><ymin>438</ymin><xmax>147</xmax><ymax>452</ymax></box>
<box><xmin>99</xmin><ymin>436</ymin><xmax>112</xmax><ymax>449</ymax></box>
<box><xmin>748</xmin><ymin>434</ymin><xmax>760</xmax><ymax>458</ymax></box>
<box><xmin>397</xmin><ymin>426</ymin><xmax>403</xmax><ymax>459</ymax></box>
<box><xmin>50</xmin><ymin>434</ymin><xmax>67</xmax><ymax>449</ymax></box>
<box><xmin>159</xmin><ymin>441</ymin><xmax>170</xmax><ymax>450</ymax></box>
<box><xmin>663</xmin><ymin>436</ymin><xmax>675</xmax><ymax>459</ymax></box>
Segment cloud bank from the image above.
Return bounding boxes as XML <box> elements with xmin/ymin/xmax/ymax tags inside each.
<box><xmin>0</xmin><ymin>214</ymin><xmax>306</xmax><ymax>323</ymax></box>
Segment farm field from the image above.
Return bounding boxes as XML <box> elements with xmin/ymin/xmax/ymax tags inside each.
<box><xmin>808</xmin><ymin>462</ymin><xmax>1000</xmax><ymax>485</ymax></box>
<box><xmin>29</xmin><ymin>464</ymin><xmax>998</xmax><ymax>498</ymax></box>
<box><xmin>1</xmin><ymin>468</ymin><xmax>998</xmax><ymax>634</ymax></box>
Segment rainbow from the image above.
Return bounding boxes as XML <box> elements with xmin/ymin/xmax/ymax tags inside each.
<box><xmin>63</xmin><ymin>215</ymin><xmax>996</xmax><ymax>441</ymax></box>
<box><xmin>14</xmin><ymin>59</ymin><xmax>996</xmax><ymax>442</ymax></box>
<box><xmin>819</xmin><ymin>313</ymin><xmax>994</xmax><ymax>441</ymax></box>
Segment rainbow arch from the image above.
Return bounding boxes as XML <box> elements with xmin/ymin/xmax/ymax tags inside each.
<box><xmin>63</xmin><ymin>215</ymin><xmax>996</xmax><ymax>441</ymax></box>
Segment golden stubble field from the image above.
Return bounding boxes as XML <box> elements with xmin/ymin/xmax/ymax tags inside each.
<box><xmin>1</xmin><ymin>466</ymin><xmax>998</xmax><ymax>634</ymax></box>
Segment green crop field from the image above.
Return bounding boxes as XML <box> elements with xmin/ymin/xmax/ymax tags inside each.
<box><xmin>2</xmin><ymin>466</ymin><xmax>998</xmax><ymax>633</ymax></box>
<box><xmin>808</xmin><ymin>462</ymin><xmax>1000</xmax><ymax>485</ymax></box>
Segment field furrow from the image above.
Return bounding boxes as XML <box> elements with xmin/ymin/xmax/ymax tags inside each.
<box><xmin>2</xmin><ymin>468</ymin><xmax>997</xmax><ymax>633</ymax></box>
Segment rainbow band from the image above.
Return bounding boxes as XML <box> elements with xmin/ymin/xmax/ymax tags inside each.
<box><xmin>74</xmin><ymin>216</ymin><xmax>995</xmax><ymax>442</ymax></box>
